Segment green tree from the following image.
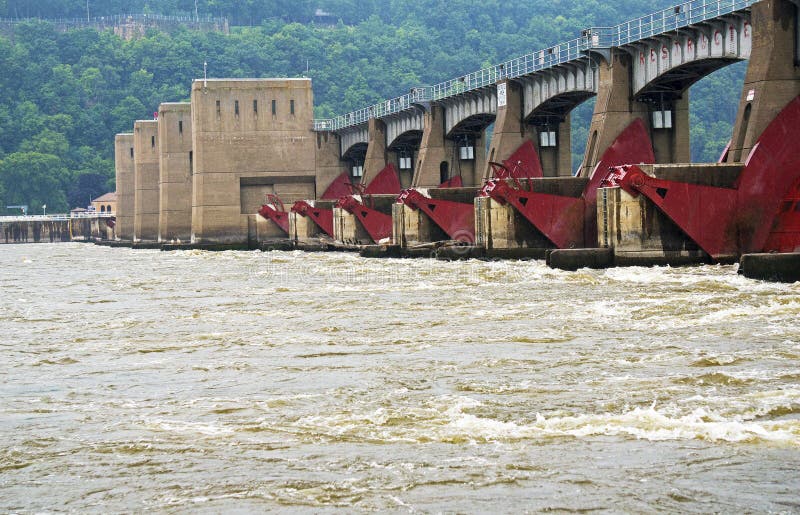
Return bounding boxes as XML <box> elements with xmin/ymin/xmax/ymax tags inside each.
<box><xmin>68</xmin><ymin>171</ymin><xmax>110</xmax><ymax>209</ymax></box>
<box><xmin>0</xmin><ymin>152</ymin><xmax>70</xmax><ymax>212</ymax></box>
<box><xmin>110</xmin><ymin>96</ymin><xmax>148</xmax><ymax>134</ymax></box>
<box><xmin>19</xmin><ymin>129</ymin><xmax>70</xmax><ymax>157</ymax></box>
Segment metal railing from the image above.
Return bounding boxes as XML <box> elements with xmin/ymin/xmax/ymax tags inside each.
<box><xmin>609</xmin><ymin>0</ymin><xmax>755</xmax><ymax>46</ymax></box>
<box><xmin>313</xmin><ymin>0</ymin><xmax>754</xmax><ymax>132</ymax></box>
<box><xmin>428</xmin><ymin>34</ymin><xmax>601</xmax><ymax>101</ymax></box>
<box><xmin>314</xmin><ymin>87</ymin><xmax>431</xmax><ymax>132</ymax></box>
<box><xmin>0</xmin><ymin>213</ymin><xmax>115</xmax><ymax>222</ymax></box>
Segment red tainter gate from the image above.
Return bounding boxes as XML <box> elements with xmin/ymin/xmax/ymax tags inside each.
<box><xmin>257</xmin><ymin>194</ymin><xmax>290</xmax><ymax>233</ymax></box>
<box><xmin>291</xmin><ymin>199</ymin><xmax>336</xmax><ymax>237</ymax></box>
<box><xmin>481</xmin><ymin>119</ymin><xmax>656</xmax><ymax>249</ymax></box>
<box><xmin>335</xmin><ymin>164</ymin><xmax>403</xmax><ymax>243</ymax></box>
<box><xmin>603</xmin><ymin>95</ymin><xmax>800</xmax><ymax>258</ymax></box>
<box><xmin>396</xmin><ymin>140</ymin><xmax>544</xmax><ymax>243</ymax></box>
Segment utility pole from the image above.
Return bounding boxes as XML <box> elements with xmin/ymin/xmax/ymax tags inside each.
<box><xmin>195</xmin><ymin>0</ymin><xmax>199</xmax><ymax>22</ymax></box>
<box><xmin>86</xmin><ymin>0</ymin><xmax>90</xmax><ymax>22</ymax></box>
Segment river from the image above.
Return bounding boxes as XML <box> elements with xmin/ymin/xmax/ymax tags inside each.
<box><xmin>1</xmin><ymin>243</ymin><xmax>798</xmax><ymax>512</ymax></box>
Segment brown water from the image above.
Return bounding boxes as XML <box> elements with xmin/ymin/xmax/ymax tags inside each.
<box><xmin>1</xmin><ymin>243</ymin><xmax>799</xmax><ymax>512</ymax></box>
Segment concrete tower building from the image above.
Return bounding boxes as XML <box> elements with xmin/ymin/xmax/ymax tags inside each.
<box><xmin>114</xmin><ymin>133</ymin><xmax>135</xmax><ymax>241</ymax></box>
<box><xmin>190</xmin><ymin>78</ymin><xmax>319</xmax><ymax>246</ymax></box>
<box><xmin>133</xmin><ymin>120</ymin><xmax>160</xmax><ymax>242</ymax></box>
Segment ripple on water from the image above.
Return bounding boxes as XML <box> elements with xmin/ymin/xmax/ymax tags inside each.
<box><xmin>1</xmin><ymin>245</ymin><xmax>799</xmax><ymax>512</ymax></box>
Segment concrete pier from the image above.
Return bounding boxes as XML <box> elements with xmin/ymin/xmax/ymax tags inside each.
<box><xmin>315</xmin><ymin>132</ymin><xmax>347</xmax><ymax>197</ymax></box>
<box><xmin>483</xmin><ymin>80</ymin><xmax>534</xmax><ymax>180</ymax></box>
<box><xmin>248</xmin><ymin>213</ymin><xmax>288</xmax><ymax>246</ymax></box>
<box><xmin>133</xmin><ymin>120</ymin><xmax>160</xmax><ymax>242</ymax></box>
<box><xmin>114</xmin><ymin>133</ymin><xmax>135</xmax><ymax>241</ymax></box>
<box><xmin>580</xmin><ymin>49</ymin><xmax>689</xmax><ymax>177</ymax></box>
<box><xmin>362</xmin><ymin>118</ymin><xmax>389</xmax><ymax>186</ymax></box>
<box><xmin>739</xmin><ymin>253</ymin><xmax>800</xmax><ymax>282</ymax></box>
<box><xmin>413</xmin><ymin>105</ymin><xmax>456</xmax><ymax>187</ymax></box>
<box><xmin>158</xmin><ymin>102</ymin><xmax>193</xmax><ymax>243</ymax></box>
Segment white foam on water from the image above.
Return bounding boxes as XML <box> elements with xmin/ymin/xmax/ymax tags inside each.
<box><xmin>143</xmin><ymin>418</ymin><xmax>234</xmax><ymax>437</ymax></box>
<box><xmin>681</xmin><ymin>388</ymin><xmax>800</xmax><ymax>420</ymax></box>
<box><xmin>436</xmin><ymin>404</ymin><xmax>800</xmax><ymax>446</ymax></box>
<box><xmin>287</xmin><ymin>391</ymin><xmax>800</xmax><ymax>446</ymax></box>
<box><xmin>698</xmin><ymin>298</ymin><xmax>800</xmax><ymax>323</ymax></box>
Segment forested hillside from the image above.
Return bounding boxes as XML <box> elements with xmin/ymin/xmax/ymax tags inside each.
<box><xmin>0</xmin><ymin>0</ymin><xmax>744</xmax><ymax>213</ymax></box>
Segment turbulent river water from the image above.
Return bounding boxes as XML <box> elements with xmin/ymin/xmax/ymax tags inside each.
<box><xmin>1</xmin><ymin>243</ymin><xmax>799</xmax><ymax>512</ymax></box>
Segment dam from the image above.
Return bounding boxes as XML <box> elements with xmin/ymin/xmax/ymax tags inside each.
<box><xmin>100</xmin><ymin>0</ymin><xmax>800</xmax><ymax>280</ymax></box>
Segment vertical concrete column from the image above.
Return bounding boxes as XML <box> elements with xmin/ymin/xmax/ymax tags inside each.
<box><xmin>483</xmin><ymin>80</ymin><xmax>533</xmax><ymax>180</ymax></box>
<box><xmin>191</xmin><ymin>79</ymin><xmax>317</xmax><ymax>245</ymax></box>
<box><xmin>650</xmin><ymin>94</ymin><xmax>690</xmax><ymax>164</ymax></box>
<box><xmin>536</xmin><ymin>115</ymin><xmax>573</xmax><ymax>177</ymax></box>
<box><xmin>114</xmin><ymin>133</ymin><xmax>135</xmax><ymax>240</ymax></box>
<box><xmin>314</xmin><ymin>131</ymin><xmax>344</xmax><ymax>196</ymax></box>
<box><xmin>580</xmin><ymin>51</ymin><xmax>649</xmax><ymax>177</ymax></box>
<box><xmin>727</xmin><ymin>0</ymin><xmax>800</xmax><ymax>163</ymax></box>
<box><xmin>361</xmin><ymin>118</ymin><xmax>388</xmax><ymax>186</ymax></box>
<box><xmin>475</xmin><ymin>132</ymin><xmax>488</xmax><ymax>183</ymax></box>
<box><xmin>133</xmin><ymin>120</ymin><xmax>160</xmax><ymax>242</ymax></box>
<box><xmin>412</xmin><ymin>105</ymin><xmax>455</xmax><ymax>187</ymax></box>
<box><xmin>158</xmin><ymin>103</ymin><xmax>193</xmax><ymax>243</ymax></box>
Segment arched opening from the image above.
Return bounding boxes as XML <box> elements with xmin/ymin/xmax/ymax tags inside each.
<box><xmin>388</xmin><ymin>130</ymin><xmax>423</xmax><ymax>189</ymax></box>
<box><xmin>526</xmin><ymin>91</ymin><xmax>597</xmax><ymax>176</ymax></box>
<box><xmin>342</xmin><ymin>142</ymin><xmax>368</xmax><ymax>184</ymax></box>
<box><xmin>100</xmin><ymin>205</ymin><xmax>105</xmax><ymax>212</ymax></box>
<box><xmin>107</xmin><ymin>205</ymin><xmax>112</xmax><ymax>213</ymax></box>
<box><xmin>446</xmin><ymin>113</ymin><xmax>496</xmax><ymax>186</ymax></box>
<box><xmin>636</xmin><ymin>59</ymin><xmax>747</xmax><ymax>163</ymax></box>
